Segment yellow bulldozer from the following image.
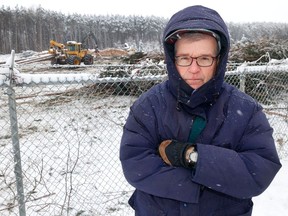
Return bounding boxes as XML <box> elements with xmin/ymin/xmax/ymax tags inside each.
<box><xmin>48</xmin><ymin>40</ymin><xmax>94</xmax><ymax>65</ymax></box>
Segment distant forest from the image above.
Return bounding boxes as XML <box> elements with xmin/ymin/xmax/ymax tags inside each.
<box><xmin>1</xmin><ymin>5</ymin><xmax>288</xmax><ymax>62</ymax></box>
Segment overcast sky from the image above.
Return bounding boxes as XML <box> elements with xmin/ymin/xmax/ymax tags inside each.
<box><xmin>2</xmin><ymin>0</ymin><xmax>288</xmax><ymax>23</ymax></box>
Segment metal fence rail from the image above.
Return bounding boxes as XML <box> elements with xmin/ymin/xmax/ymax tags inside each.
<box><xmin>0</xmin><ymin>51</ymin><xmax>288</xmax><ymax>215</ymax></box>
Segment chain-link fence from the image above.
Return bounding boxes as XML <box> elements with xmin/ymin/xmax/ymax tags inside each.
<box><xmin>0</xmin><ymin>52</ymin><xmax>288</xmax><ymax>216</ymax></box>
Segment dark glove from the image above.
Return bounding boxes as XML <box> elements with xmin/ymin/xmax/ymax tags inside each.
<box><xmin>158</xmin><ymin>140</ymin><xmax>194</xmax><ymax>168</ymax></box>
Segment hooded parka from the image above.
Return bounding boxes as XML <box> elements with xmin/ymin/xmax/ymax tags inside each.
<box><xmin>120</xmin><ymin>5</ymin><xmax>281</xmax><ymax>216</ymax></box>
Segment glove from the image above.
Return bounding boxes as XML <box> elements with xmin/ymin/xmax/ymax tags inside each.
<box><xmin>158</xmin><ymin>140</ymin><xmax>195</xmax><ymax>168</ymax></box>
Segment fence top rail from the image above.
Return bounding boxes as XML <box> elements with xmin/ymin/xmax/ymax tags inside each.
<box><xmin>0</xmin><ymin>72</ymin><xmax>168</xmax><ymax>87</ymax></box>
<box><xmin>1</xmin><ymin>64</ymin><xmax>288</xmax><ymax>87</ymax></box>
<box><xmin>227</xmin><ymin>64</ymin><xmax>288</xmax><ymax>75</ymax></box>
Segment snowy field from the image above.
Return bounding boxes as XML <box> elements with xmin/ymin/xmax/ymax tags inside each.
<box><xmin>0</xmin><ymin>52</ymin><xmax>287</xmax><ymax>215</ymax></box>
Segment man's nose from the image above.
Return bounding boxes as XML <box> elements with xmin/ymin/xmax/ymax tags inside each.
<box><xmin>187</xmin><ymin>59</ymin><xmax>200</xmax><ymax>73</ymax></box>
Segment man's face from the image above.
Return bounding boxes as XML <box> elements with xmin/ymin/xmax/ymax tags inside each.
<box><xmin>174</xmin><ymin>34</ymin><xmax>218</xmax><ymax>90</ymax></box>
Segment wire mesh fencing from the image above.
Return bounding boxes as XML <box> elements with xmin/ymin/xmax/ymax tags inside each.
<box><xmin>0</xmin><ymin>57</ymin><xmax>288</xmax><ymax>215</ymax></box>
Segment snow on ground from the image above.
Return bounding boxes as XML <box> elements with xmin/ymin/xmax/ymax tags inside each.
<box><xmin>253</xmin><ymin>158</ymin><xmax>288</xmax><ymax>216</ymax></box>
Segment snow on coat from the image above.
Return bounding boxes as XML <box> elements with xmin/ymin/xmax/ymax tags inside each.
<box><xmin>120</xmin><ymin>5</ymin><xmax>281</xmax><ymax>216</ymax></box>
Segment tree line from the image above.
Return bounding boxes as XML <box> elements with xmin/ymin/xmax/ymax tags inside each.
<box><xmin>0</xmin><ymin>5</ymin><xmax>166</xmax><ymax>54</ymax></box>
<box><xmin>1</xmin><ymin>5</ymin><xmax>288</xmax><ymax>62</ymax></box>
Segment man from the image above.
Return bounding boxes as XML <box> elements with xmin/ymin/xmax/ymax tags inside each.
<box><xmin>120</xmin><ymin>5</ymin><xmax>281</xmax><ymax>216</ymax></box>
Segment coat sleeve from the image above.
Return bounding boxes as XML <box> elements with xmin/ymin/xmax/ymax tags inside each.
<box><xmin>119</xmin><ymin>95</ymin><xmax>201</xmax><ymax>203</ymax></box>
<box><xmin>192</xmin><ymin>105</ymin><xmax>282</xmax><ymax>199</ymax></box>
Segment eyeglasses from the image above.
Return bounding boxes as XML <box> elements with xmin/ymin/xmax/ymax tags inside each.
<box><xmin>175</xmin><ymin>55</ymin><xmax>217</xmax><ymax>67</ymax></box>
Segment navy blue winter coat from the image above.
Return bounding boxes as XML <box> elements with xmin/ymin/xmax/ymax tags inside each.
<box><xmin>120</xmin><ymin>5</ymin><xmax>281</xmax><ymax>216</ymax></box>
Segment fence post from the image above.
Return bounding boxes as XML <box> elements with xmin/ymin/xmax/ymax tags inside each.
<box><xmin>239</xmin><ymin>73</ymin><xmax>246</xmax><ymax>92</ymax></box>
<box><xmin>7</xmin><ymin>50</ymin><xmax>26</xmax><ymax>216</ymax></box>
